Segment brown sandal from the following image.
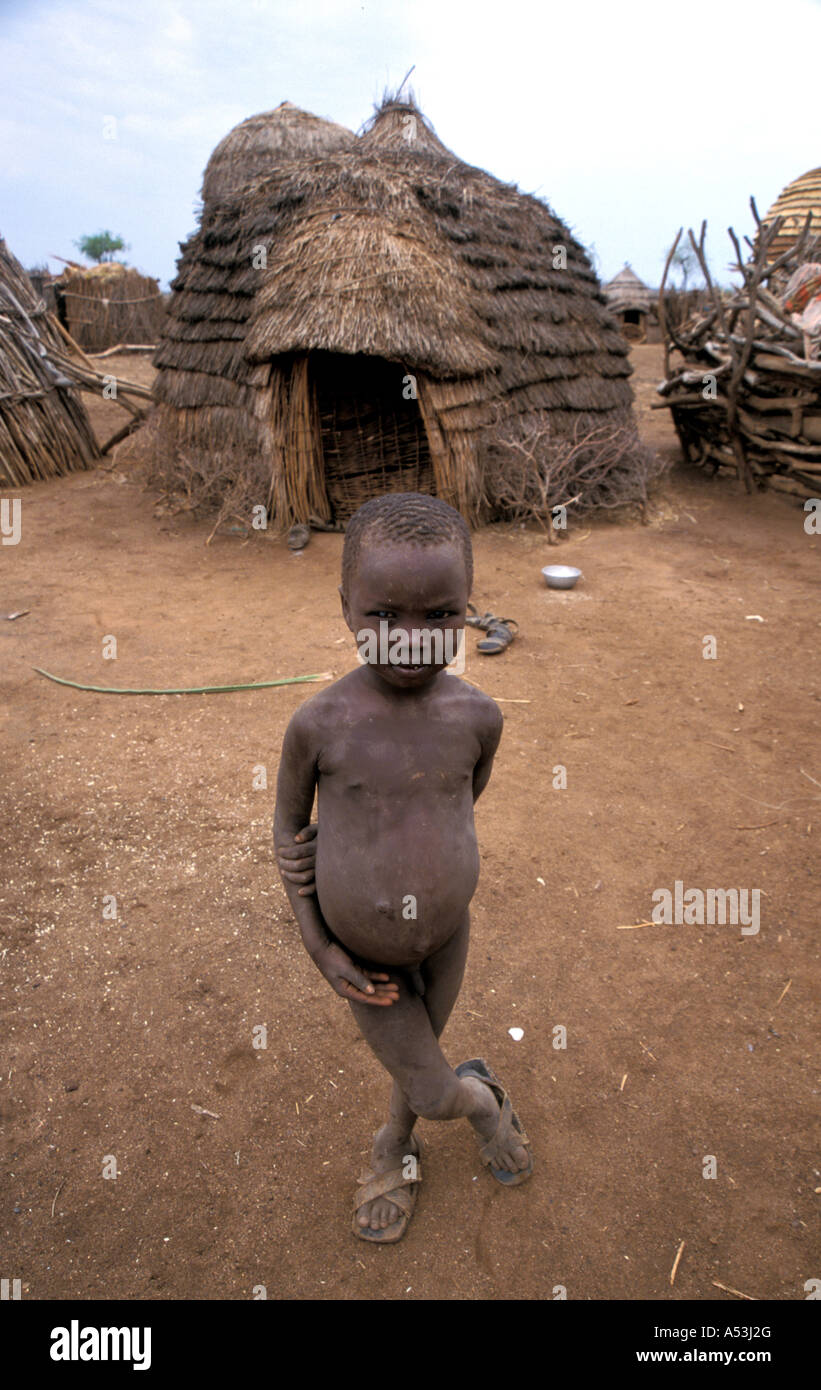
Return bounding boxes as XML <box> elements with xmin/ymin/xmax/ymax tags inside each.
<box><xmin>465</xmin><ymin>604</ymin><xmax>519</xmax><ymax>654</ymax></box>
<box><xmin>352</xmin><ymin>1135</ymin><xmax>422</xmax><ymax>1243</ymax></box>
<box><xmin>455</xmin><ymin>1058</ymin><xmax>533</xmax><ymax>1186</ymax></box>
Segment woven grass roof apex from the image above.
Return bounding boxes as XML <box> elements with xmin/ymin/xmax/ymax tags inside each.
<box><xmin>201</xmin><ymin>102</ymin><xmax>357</xmax><ymax>207</ymax></box>
<box><xmin>359</xmin><ymin>90</ymin><xmax>455</xmax><ymax>157</ymax></box>
<box><xmin>606</xmin><ymin>264</ymin><xmax>647</xmax><ymax>288</ymax></box>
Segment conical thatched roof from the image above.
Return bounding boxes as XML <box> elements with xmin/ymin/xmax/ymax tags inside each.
<box><xmin>0</xmin><ymin>237</ymin><xmax>100</xmax><ymax>486</ymax></box>
<box><xmin>604</xmin><ymin>264</ymin><xmax>655</xmax><ymax>314</ymax></box>
<box><xmin>152</xmin><ymin>96</ymin><xmax>653</xmax><ymax>528</ymax></box>
<box><xmin>201</xmin><ymin>102</ymin><xmax>357</xmax><ymax>207</ymax></box>
<box><xmin>761</xmin><ymin>166</ymin><xmax>821</xmax><ymax>261</ymax></box>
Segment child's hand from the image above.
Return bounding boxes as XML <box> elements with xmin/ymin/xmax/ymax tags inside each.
<box><xmin>277</xmin><ymin>823</ymin><xmax>317</xmax><ymax>896</ymax></box>
<box><xmin>313</xmin><ymin>942</ymin><xmax>399</xmax><ymax>1006</ymax></box>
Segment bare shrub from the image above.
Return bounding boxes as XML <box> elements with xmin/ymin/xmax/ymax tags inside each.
<box><xmin>143</xmin><ymin>421</ymin><xmax>272</xmax><ymax>539</ymax></box>
<box><xmin>481</xmin><ymin>412</ymin><xmax>667</xmax><ymax>528</ymax></box>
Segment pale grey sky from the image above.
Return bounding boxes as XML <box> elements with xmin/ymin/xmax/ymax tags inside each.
<box><xmin>2</xmin><ymin>0</ymin><xmax>819</xmax><ymax>290</ymax></box>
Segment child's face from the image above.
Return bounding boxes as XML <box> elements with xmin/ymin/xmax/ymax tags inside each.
<box><xmin>341</xmin><ymin>541</ymin><xmax>470</xmax><ymax>689</ymax></box>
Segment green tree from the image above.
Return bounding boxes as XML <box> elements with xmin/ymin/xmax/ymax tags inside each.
<box><xmin>74</xmin><ymin>231</ymin><xmax>129</xmax><ymax>264</ymax></box>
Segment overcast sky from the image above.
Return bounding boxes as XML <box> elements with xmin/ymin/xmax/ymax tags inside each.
<box><xmin>2</xmin><ymin>0</ymin><xmax>819</xmax><ymax>290</ymax></box>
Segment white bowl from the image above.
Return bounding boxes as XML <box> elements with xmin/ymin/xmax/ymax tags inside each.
<box><xmin>542</xmin><ymin>565</ymin><xmax>582</xmax><ymax>590</ymax></box>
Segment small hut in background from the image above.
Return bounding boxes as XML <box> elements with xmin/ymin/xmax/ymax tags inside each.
<box><xmin>151</xmin><ymin>96</ymin><xmax>660</xmax><ymax>531</ymax></box>
<box><xmin>0</xmin><ymin>237</ymin><xmax>100</xmax><ymax>486</ymax></box>
<box><xmin>761</xmin><ymin>167</ymin><xmax>821</xmax><ymax>261</ymax></box>
<box><xmin>603</xmin><ymin>265</ymin><xmax>658</xmax><ymax>342</ymax></box>
<box><xmin>54</xmin><ymin>261</ymin><xmax>165</xmax><ymax>352</ymax></box>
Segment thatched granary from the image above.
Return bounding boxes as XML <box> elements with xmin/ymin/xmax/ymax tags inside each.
<box><xmin>0</xmin><ymin>237</ymin><xmax>100</xmax><ymax>486</ymax></box>
<box><xmin>55</xmin><ymin>261</ymin><xmax>165</xmax><ymax>353</ymax></box>
<box><xmin>761</xmin><ymin>167</ymin><xmax>821</xmax><ymax>261</ymax></box>
<box><xmin>603</xmin><ymin>265</ymin><xmax>657</xmax><ymax>342</ymax></box>
<box><xmin>152</xmin><ymin>97</ymin><xmax>653</xmax><ymax>528</ymax></box>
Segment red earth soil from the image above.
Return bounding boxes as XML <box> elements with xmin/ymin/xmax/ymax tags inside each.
<box><xmin>1</xmin><ymin>345</ymin><xmax>819</xmax><ymax>1299</ymax></box>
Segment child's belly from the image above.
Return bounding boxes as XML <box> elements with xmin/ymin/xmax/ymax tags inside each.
<box><xmin>315</xmin><ymin>802</ymin><xmax>480</xmax><ymax>966</ymax></box>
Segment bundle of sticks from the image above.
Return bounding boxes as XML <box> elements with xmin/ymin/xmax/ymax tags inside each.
<box><xmin>656</xmin><ymin>201</ymin><xmax>821</xmax><ymax>497</ymax></box>
<box><xmin>46</xmin><ymin>328</ymin><xmax>154</xmax><ymax>454</ymax></box>
<box><xmin>0</xmin><ymin>284</ymin><xmax>100</xmax><ymax>485</ymax></box>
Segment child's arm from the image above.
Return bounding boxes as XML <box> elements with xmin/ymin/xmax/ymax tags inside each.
<box><xmin>274</xmin><ymin>707</ymin><xmax>398</xmax><ymax>1007</ymax></box>
<box><xmin>472</xmin><ymin>701</ymin><xmax>504</xmax><ymax>802</ymax></box>
<box><xmin>276</xmin><ymin>822</ymin><xmax>317</xmax><ymax>895</ymax></box>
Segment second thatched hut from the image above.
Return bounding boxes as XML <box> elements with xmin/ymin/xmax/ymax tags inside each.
<box><xmin>151</xmin><ymin>96</ymin><xmax>656</xmax><ymax>528</ymax></box>
<box><xmin>54</xmin><ymin>261</ymin><xmax>165</xmax><ymax>352</ymax></box>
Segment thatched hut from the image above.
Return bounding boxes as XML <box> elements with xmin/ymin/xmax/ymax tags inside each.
<box><xmin>761</xmin><ymin>167</ymin><xmax>821</xmax><ymax>261</ymax></box>
<box><xmin>55</xmin><ymin>261</ymin><xmax>165</xmax><ymax>352</ymax></box>
<box><xmin>603</xmin><ymin>265</ymin><xmax>658</xmax><ymax>343</ymax></box>
<box><xmin>0</xmin><ymin>237</ymin><xmax>100</xmax><ymax>486</ymax></box>
<box><xmin>152</xmin><ymin>97</ymin><xmax>655</xmax><ymax>528</ymax></box>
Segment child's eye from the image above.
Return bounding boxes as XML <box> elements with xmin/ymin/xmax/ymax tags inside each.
<box><xmin>368</xmin><ymin>610</ymin><xmax>394</xmax><ymax>619</ymax></box>
<box><xmin>427</xmin><ymin>611</ymin><xmax>453</xmax><ymax>621</ymax></box>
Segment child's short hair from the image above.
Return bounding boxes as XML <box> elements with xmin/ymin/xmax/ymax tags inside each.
<box><xmin>342</xmin><ymin>492</ymin><xmax>473</xmax><ymax>594</ymax></box>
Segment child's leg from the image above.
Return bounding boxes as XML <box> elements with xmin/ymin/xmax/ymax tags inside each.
<box><xmin>349</xmin><ymin>912</ymin><xmax>529</xmax><ymax>1232</ymax></box>
<box><xmin>380</xmin><ymin>909</ymin><xmax>471</xmax><ymax>1151</ymax></box>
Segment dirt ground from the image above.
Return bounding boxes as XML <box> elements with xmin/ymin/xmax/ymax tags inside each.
<box><xmin>1</xmin><ymin>345</ymin><xmax>819</xmax><ymax>1301</ymax></box>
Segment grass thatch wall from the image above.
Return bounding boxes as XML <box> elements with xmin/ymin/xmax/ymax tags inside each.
<box><xmin>0</xmin><ymin>238</ymin><xmax>100</xmax><ymax>486</ymax></box>
<box><xmin>56</xmin><ymin>262</ymin><xmax>165</xmax><ymax>352</ymax></box>
<box><xmin>151</xmin><ymin>96</ymin><xmax>662</xmax><ymax>530</ymax></box>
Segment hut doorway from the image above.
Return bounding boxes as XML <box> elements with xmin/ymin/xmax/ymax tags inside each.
<box><xmin>620</xmin><ymin>309</ymin><xmax>646</xmax><ymax>343</ymax></box>
<box><xmin>311</xmin><ymin>352</ymin><xmax>435</xmax><ymax>523</ymax></box>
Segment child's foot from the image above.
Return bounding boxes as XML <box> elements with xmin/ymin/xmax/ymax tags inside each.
<box><xmin>355</xmin><ymin>1125</ymin><xmax>419</xmax><ymax>1235</ymax></box>
<box><xmin>456</xmin><ymin>1059</ymin><xmax>533</xmax><ymax>1181</ymax></box>
<box><xmin>464</xmin><ymin>1080</ymin><xmax>530</xmax><ymax>1171</ymax></box>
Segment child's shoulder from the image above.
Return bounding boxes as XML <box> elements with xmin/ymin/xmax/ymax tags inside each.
<box><xmin>441</xmin><ymin>675</ymin><xmax>503</xmax><ymax>736</ymax></box>
<box><xmin>284</xmin><ymin>671</ymin><xmax>358</xmax><ymax>735</ymax></box>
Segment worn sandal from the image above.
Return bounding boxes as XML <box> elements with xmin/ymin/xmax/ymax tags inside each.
<box><xmin>455</xmin><ymin>1057</ymin><xmax>533</xmax><ymax>1186</ymax></box>
<box><xmin>352</xmin><ymin>1134</ymin><xmax>422</xmax><ymax>1243</ymax></box>
<box><xmin>465</xmin><ymin>603</ymin><xmax>519</xmax><ymax>655</ymax></box>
